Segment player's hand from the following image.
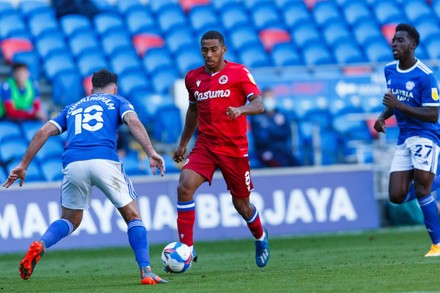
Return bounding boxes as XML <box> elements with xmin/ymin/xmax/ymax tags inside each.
<box><xmin>373</xmin><ymin>119</ymin><xmax>386</xmax><ymax>133</ymax></box>
<box><xmin>382</xmin><ymin>89</ymin><xmax>399</xmax><ymax>109</ymax></box>
<box><xmin>2</xmin><ymin>166</ymin><xmax>27</xmax><ymax>188</ymax></box>
<box><xmin>149</xmin><ymin>153</ymin><xmax>165</xmax><ymax>176</ymax></box>
<box><xmin>173</xmin><ymin>145</ymin><xmax>187</xmax><ymax>163</ymax></box>
<box><xmin>226</xmin><ymin>106</ymin><xmax>242</xmax><ymax>120</ymax></box>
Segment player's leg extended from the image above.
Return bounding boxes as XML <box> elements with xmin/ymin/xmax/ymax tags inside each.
<box><xmin>176</xmin><ymin>169</ymin><xmax>206</xmax><ymax>260</ymax></box>
<box><xmin>118</xmin><ymin>201</ymin><xmax>167</xmax><ymax>284</ymax></box>
<box><xmin>19</xmin><ymin>208</ymin><xmax>79</xmax><ymax>280</ymax></box>
<box><xmin>406</xmin><ymin>175</ymin><xmax>440</xmax><ymax>202</ymax></box>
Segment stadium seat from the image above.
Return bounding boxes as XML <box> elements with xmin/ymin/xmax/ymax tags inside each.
<box><xmin>6</xmin><ymin>158</ymin><xmax>45</xmax><ymax>182</ymax></box>
<box><xmin>365</xmin><ymin>41</ymin><xmax>392</xmax><ymax>62</ymax></box>
<box><xmin>426</xmin><ymin>38</ymin><xmax>440</xmax><ymax>60</ymax></box>
<box><xmin>165</xmin><ymin>28</ymin><xmax>196</xmax><ymax>54</ymax></box>
<box><xmin>434</xmin><ymin>1</ymin><xmax>440</xmax><ymax>19</ymax></box>
<box><xmin>320</xmin><ymin>129</ymin><xmax>342</xmax><ymax>165</ymax></box>
<box><xmin>0</xmin><ymin>38</ymin><xmax>33</xmax><ymax>64</ymax></box>
<box><xmin>259</xmin><ymin>29</ymin><xmax>291</xmax><ymax>52</ymax></box>
<box><xmin>333</xmin><ymin>42</ymin><xmax>366</xmax><ymax>64</ymax></box>
<box><xmin>121</xmin><ymin>153</ymin><xmax>148</xmax><ymax>176</ymax></box>
<box><xmin>0</xmin><ymin>13</ymin><xmax>29</xmax><ymax>39</ymax></box>
<box><xmin>116</xmin><ymin>0</ymin><xmax>145</xmax><ymax>15</ymax></box>
<box><xmin>415</xmin><ymin>19</ymin><xmax>440</xmax><ymax>46</ymax></box>
<box><xmin>126</xmin><ymin>9</ymin><xmax>157</xmax><ymax>36</ymax></box>
<box><xmin>109</xmin><ymin>51</ymin><xmax>143</xmax><ymax>77</ymax></box>
<box><xmin>282</xmin><ymin>2</ymin><xmax>313</xmax><ymax>29</ymax></box>
<box><xmin>312</xmin><ymin>1</ymin><xmax>341</xmax><ymax>27</ymax></box>
<box><xmin>212</xmin><ymin>0</ymin><xmax>237</xmax><ymax>10</ymax></box>
<box><xmin>52</xmin><ymin>71</ymin><xmax>84</xmax><ymax>106</ymax></box>
<box><xmin>157</xmin><ymin>4</ymin><xmax>187</xmax><ymax>34</ymax></box>
<box><xmin>0</xmin><ymin>140</ymin><xmax>27</xmax><ymax>163</ymax></box>
<box><xmin>118</xmin><ymin>70</ymin><xmax>150</xmax><ymax>98</ymax></box>
<box><xmin>0</xmin><ymin>1</ymin><xmax>15</xmax><ymax>17</ymax></box>
<box><xmin>19</xmin><ymin>1</ymin><xmax>52</xmax><ymax>20</ymax></box>
<box><xmin>143</xmin><ymin>47</ymin><xmax>174</xmax><ymax>75</ymax></box>
<box><xmin>77</xmin><ymin>51</ymin><xmax>107</xmax><ymax>77</ymax></box>
<box><xmin>403</xmin><ymin>0</ymin><xmax>434</xmax><ymax>24</ymax></box>
<box><xmin>342</xmin><ymin>1</ymin><xmax>371</xmax><ymax>27</ymax></box>
<box><xmin>44</xmin><ymin>53</ymin><xmax>77</xmax><ymax>82</ymax></box>
<box><xmin>373</xmin><ymin>1</ymin><xmax>405</xmax><ymax>25</ymax></box>
<box><xmin>251</xmin><ymin>3</ymin><xmax>284</xmax><ymax>30</ymax></box>
<box><xmin>12</xmin><ymin>50</ymin><xmax>40</xmax><ymax>80</ymax></box>
<box><xmin>20</xmin><ymin>120</ymin><xmax>43</xmax><ymax>142</ymax></box>
<box><xmin>150</xmin><ymin>68</ymin><xmax>180</xmax><ymax>94</ymax></box>
<box><xmin>36</xmin><ymin>32</ymin><xmax>68</xmax><ymax>61</ymax></box>
<box><xmin>153</xmin><ymin>105</ymin><xmax>182</xmax><ymax>144</ymax></box>
<box><xmin>322</xmin><ymin>21</ymin><xmax>352</xmax><ymax>50</ymax></box>
<box><xmin>68</xmin><ymin>31</ymin><xmax>100</xmax><ymax>59</ymax></box>
<box><xmin>243</xmin><ymin>0</ymin><xmax>272</xmax><ymax>10</ymax></box>
<box><xmin>302</xmin><ymin>44</ymin><xmax>333</xmax><ymax>65</ymax></box>
<box><xmin>132</xmin><ymin>34</ymin><xmax>165</xmax><ymax>57</ymax></box>
<box><xmin>27</xmin><ymin>10</ymin><xmax>59</xmax><ymax>39</ymax></box>
<box><xmin>149</xmin><ymin>0</ymin><xmax>177</xmax><ymax>13</ymax></box>
<box><xmin>60</xmin><ymin>14</ymin><xmax>92</xmax><ymax>38</ymax></box>
<box><xmin>100</xmin><ymin>30</ymin><xmax>134</xmax><ymax>58</ymax></box>
<box><xmin>36</xmin><ymin>137</ymin><xmax>64</xmax><ymax>162</ymax></box>
<box><xmin>291</xmin><ymin>23</ymin><xmax>321</xmax><ymax>50</ymax></box>
<box><xmin>239</xmin><ymin>47</ymin><xmax>272</xmax><ymax>68</ymax></box>
<box><xmin>271</xmin><ymin>43</ymin><xmax>302</xmax><ymax>66</ymax></box>
<box><xmin>130</xmin><ymin>92</ymin><xmax>174</xmax><ymax>124</ymax></box>
<box><xmin>188</xmin><ymin>5</ymin><xmax>219</xmax><ymax>33</ymax></box>
<box><xmin>93</xmin><ymin>13</ymin><xmax>125</xmax><ymax>37</ymax></box>
<box><xmin>161</xmin><ymin>153</ymin><xmax>181</xmax><ymax>173</ymax></box>
<box><xmin>176</xmin><ymin>48</ymin><xmax>204</xmax><ymax>75</ymax></box>
<box><xmin>0</xmin><ymin>166</ymin><xmax>7</xmax><ymax>183</ymax></box>
<box><xmin>180</xmin><ymin>0</ymin><xmax>211</xmax><ymax>13</ymax></box>
<box><xmin>220</xmin><ymin>3</ymin><xmax>251</xmax><ymax>31</ymax></box>
<box><xmin>381</xmin><ymin>23</ymin><xmax>396</xmax><ymax>45</ymax></box>
<box><xmin>229</xmin><ymin>25</ymin><xmax>261</xmax><ymax>51</ymax></box>
<box><xmin>0</xmin><ymin>121</ymin><xmax>23</xmax><ymax>144</ymax></box>
<box><xmin>353</xmin><ymin>20</ymin><xmax>384</xmax><ymax>46</ymax></box>
<box><xmin>41</xmin><ymin>158</ymin><xmax>64</xmax><ymax>181</ymax></box>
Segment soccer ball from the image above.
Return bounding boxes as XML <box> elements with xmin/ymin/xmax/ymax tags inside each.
<box><xmin>161</xmin><ymin>241</ymin><xmax>192</xmax><ymax>273</ymax></box>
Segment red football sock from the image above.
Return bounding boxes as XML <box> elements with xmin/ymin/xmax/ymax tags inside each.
<box><xmin>247</xmin><ymin>208</ymin><xmax>264</xmax><ymax>239</ymax></box>
<box><xmin>177</xmin><ymin>210</ymin><xmax>195</xmax><ymax>247</ymax></box>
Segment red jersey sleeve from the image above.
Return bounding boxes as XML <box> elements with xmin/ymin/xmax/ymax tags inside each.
<box><xmin>239</xmin><ymin>66</ymin><xmax>261</xmax><ymax>99</ymax></box>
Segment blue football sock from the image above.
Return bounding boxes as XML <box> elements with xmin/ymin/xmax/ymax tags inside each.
<box><xmin>418</xmin><ymin>194</ymin><xmax>440</xmax><ymax>244</ymax></box>
<box><xmin>128</xmin><ymin>219</ymin><xmax>150</xmax><ymax>268</ymax></box>
<box><xmin>407</xmin><ymin>176</ymin><xmax>440</xmax><ymax>202</ymax></box>
<box><xmin>40</xmin><ymin>219</ymin><xmax>74</xmax><ymax>249</ymax></box>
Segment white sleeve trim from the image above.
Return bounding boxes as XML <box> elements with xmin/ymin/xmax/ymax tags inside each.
<box><xmin>49</xmin><ymin>120</ymin><xmax>62</xmax><ymax>134</ymax></box>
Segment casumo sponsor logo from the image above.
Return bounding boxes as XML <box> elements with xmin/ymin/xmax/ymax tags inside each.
<box><xmin>194</xmin><ymin>90</ymin><xmax>231</xmax><ymax>101</ymax></box>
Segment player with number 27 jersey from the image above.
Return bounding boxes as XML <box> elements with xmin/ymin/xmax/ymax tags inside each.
<box><xmin>186</xmin><ymin>61</ymin><xmax>261</xmax><ymax>158</ymax></box>
<box><xmin>50</xmin><ymin>93</ymin><xmax>135</xmax><ymax>167</ymax></box>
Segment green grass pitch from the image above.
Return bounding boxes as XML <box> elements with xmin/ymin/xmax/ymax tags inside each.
<box><xmin>0</xmin><ymin>227</ymin><xmax>439</xmax><ymax>293</ymax></box>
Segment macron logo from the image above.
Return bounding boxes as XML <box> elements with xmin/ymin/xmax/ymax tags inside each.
<box><xmin>196</xmin><ymin>80</ymin><xmax>201</xmax><ymax>87</ymax></box>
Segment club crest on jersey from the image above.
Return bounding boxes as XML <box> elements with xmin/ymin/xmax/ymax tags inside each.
<box><xmin>405</xmin><ymin>81</ymin><xmax>415</xmax><ymax>91</ymax></box>
<box><xmin>432</xmin><ymin>88</ymin><xmax>439</xmax><ymax>101</ymax></box>
<box><xmin>219</xmin><ymin>75</ymin><xmax>228</xmax><ymax>84</ymax></box>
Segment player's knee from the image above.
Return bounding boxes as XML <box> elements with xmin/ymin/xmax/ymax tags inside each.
<box><xmin>177</xmin><ymin>183</ymin><xmax>194</xmax><ymax>202</ymax></box>
<box><xmin>389</xmin><ymin>192</ymin><xmax>406</xmax><ymax>204</ymax></box>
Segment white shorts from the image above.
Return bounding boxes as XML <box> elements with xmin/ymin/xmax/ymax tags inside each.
<box><xmin>390</xmin><ymin>136</ymin><xmax>439</xmax><ymax>173</ymax></box>
<box><xmin>61</xmin><ymin>159</ymin><xmax>137</xmax><ymax>209</ymax></box>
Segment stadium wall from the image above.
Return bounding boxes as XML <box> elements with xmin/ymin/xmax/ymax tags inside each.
<box><xmin>0</xmin><ymin>165</ymin><xmax>379</xmax><ymax>253</ymax></box>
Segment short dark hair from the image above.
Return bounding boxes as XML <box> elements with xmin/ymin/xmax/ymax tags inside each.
<box><xmin>11</xmin><ymin>62</ymin><xmax>28</xmax><ymax>71</ymax></box>
<box><xmin>92</xmin><ymin>69</ymin><xmax>118</xmax><ymax>88</ymax></box>
<box><xmin>396</xmin><ymin>23</ymin><xmax>420</xmax><ymax>46</ymax></box>
<box><xmin>201</xmin><ymin>30</ymin><xmax>225</xmax><ymax>46</ymax></box>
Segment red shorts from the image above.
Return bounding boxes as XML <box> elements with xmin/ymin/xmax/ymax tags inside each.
<box><xmin>182</xmin><ymin>143</ymin><xmax>254</xmax><ymax>198</ymax></box>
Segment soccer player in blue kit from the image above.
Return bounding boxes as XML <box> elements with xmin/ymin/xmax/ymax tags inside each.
<box><xmin>2</xmin><ymin>69</ymin><xmax>168</xmax><ymax>284</ymax></box>
<box><xmin>373</xmin><ymin>24</ymin><xmax>440</xmax><ymax>256</ymax></box>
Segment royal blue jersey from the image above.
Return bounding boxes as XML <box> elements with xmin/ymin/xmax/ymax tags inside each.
<box><xmin>384</xmin><ymin>60</ymin><xmax>440</xmax><ymax>145</ymax></box>
<box><xmin>50</xmin><ymin>93</ymin><xmax>135</xmax><ymax>167</ymax></box>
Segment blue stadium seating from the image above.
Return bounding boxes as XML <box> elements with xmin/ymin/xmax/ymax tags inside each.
<box><xmin>291</xmin><ymin>23</ymin><xmax>321</xmax><ymax>50</ymax></box>
<box><xmin>6</xmin><ymin>158</ymin><xmax>45</xmax><ymax>182</ymax></box>
<box><xmin>0</xmin><ymin>1</ymin><xmax>15</xmax><ymax>17</ymax></box>
<box><xmin>0</xmin><ymin>13</ymin><xmax>29</xmax><ymax>39</ymax></box>
<box><xmin>229</xmin><ymin>25</ymin><xmax>261</xmax><ymax>51</ymax></box>
<box><xmin>239</xmin><ymin>46</ymin><xmax>272</xmax><ymax>68</ymax></box>
<box><xmin>243</xmin><ymin>0</ymin><xmax>273</xmax><ymax>10</ymax></box>
<box><xmin>189</xmin><ymin>5</ymin><xmax>219</xmax><ymax>33</ymax></box>
<box><xmin>19</xmin><ymin>1</ymin><xmax>52</xmax><ymax>20</ymax></box>
<box><xmin>43</xmin><ymin>52</ymin><xmax>77</xmax><ymax>82</ymax></box>
<box><xmin>150</xmin><ymin>68</ymin><xmax>180</xmax><ymax>94</ymax></box>
<box><xmin>153</xmin><ymin>104</ymin><xmax>182</xmax><ymax>144</ymax></box>
<box><xmin>0</xmin><ymin>167</ymin><xmax>7</xmax><ymax>183</ymax></box>
<box><xmin>211</xmin><ymin>0</ymin><xmax>238</xmax><ymax>10</ymax></box>
<box><xmin>364</xmin><ymin>40</ymin><xmax>392</xmax><ymax>62</ymax></box>
<box><xmin>77</xmin><ymin>51</ymin><xmax>107</xmax><ymax>77</ymax></box>
<box><xmin>415</xmin><ymin>19</ymin><xmax>440</xmax><ymax>46</ymax></box>
<box><xmin>36</xmin><ymin>32</ymin><xmax>68</xmax><ymax>60</ymax></box>
<box><xmin>282</xmin><ymin>2</ymin><xmax>313</xmax><ymax>29</ymax></box>
<box><xmin>373</xmin><ymin>1</ymin><xmax>405</xmax><ymax>25</ymax></box>
<box><xmin>176</xmin><ymin>48</ymin><xmax>204</xmax><ymax>75</ymax></box>
<box><xmin>41</xmin><ymin>158</ymin><xmax>64</xmax><ymax>181</ymax></box>
<box><xmin>271</xmin><ymin>43</ymin><xmax>302</xmax><ymax>67</ymax></box>
<box><xmin>322</xmin><ymin>21</ymin><xmax>352</xmax><ymax>49</ymax></box>
<box><xmin>143</xmin><ymin>47</ymin><xmax>174</xmax><ymax>75</ymax></box>
<box><xmin>122</xmin><ymin>153</ymin><xmax>149</xmax><ymax>176</ymax></box>
<box><xmin>100</xmin><ymin>30</ymin><xmax>134</xmax><ymax>57</ymax></box>
<box><xmin>302</xmin><ymin>44</ymin><xmax>334</xmax><ymax>65</ymax></box>
<box><xmin>342</xmin><ymin>1</ymin><xmax>372</xmax><ymax>27</ymax></box>
<box><xmin>93</xmin><ymin>13</ymin><xmax>125</xmax><ymax>37</ymax></box>
<box><xmin>130</xmin><ymin>93</ymin><xmax>175</xmax><ymax>124</ymax></box>
<box><xmin>35</xmin><ymin>137</ymin><xmax>64</xmax><ymax>162</ymax></box>
<box><xmin>118</xmin><ymin>70</ymin><xmax>150</xmax><ymax>98</ymax></box>
<box><xmin>403</xmin><ymin>0</ymin><xmax>434</xmax><ymax>25</ymax></box>
<box><xmin>353</xmin><ymin>20</ymin><xmax>384</xmax><ymax>46</ymax></box>
<box><xmin>156</xmin><ymin>4</ymin><xmax>187</xmax><ymax>34</ymax></box>
<box><xmin>0</xmin><ymin>121</ymin><xmax>23</xmax><ymax>144</ymax></box>
<box><xmin>126</xmin><ymin>9</ymin><xmax>157</xmax><ymax>36</ymax></box>
<box><xmin>149</xmin><ymin>0</ymin><xmax>177</xmax><ymax>14</ymax></box>
<box><xmin>426</xmin><ymin>38</ymin><xmax>440</xmax><ymax>60</ymax></box>
<box><xmin>116</xmin><ymin>0</ymin><xmax>146</xmax><ymax>15</ymax></box>
<box><xmin>12</xmin><ymin>50</ymin><xmax>40</xmax><ymax>79</ymax></box>
<box><xmin>165</xmin><ymin>28</ymin><xmax>196</xmax><ymax>54</ymax></box>
<box><xmin>27</xmin><ymin>10</ymin><xmax>59</xmax><ymax>39</ymax></box>
<box><xmin>251</xmin><ymin>3</ymin><xmax>285</xmax><ymax>30</ymax></box>
<box><xmin>52</xmin><ymin>71</ymin><xmax>84</xmax><ymax>105</ymax></box>
<box><xmin>68</xmin><ymin>31</ymin><xmax>101</xmax><ymax>59</ymax></box>
<box><xmin>60</xmin><ymin>14</ymin><xmax>92</xmax><ymax>38</ymax></box>
<box><xmin>110</xmin><ymin>51</ymin><xmax>142</xmax><ymax>77</ymax></box>
<box><xmin>0</xmin><ymin>139</ymin><xmax>28</xmax><ymax>163</ymax></box>
<box><xmin>220</xmin><ymin>3</ymin><xmax>251</xmax><ymax>31</ymax></box>
<box><xmin>312</xmin><ymin>1</ymin><xmax>341</xmax><ymax>27</ymax></box>
<box><xmin>333</xmin><ymin>41</ymin><xmax>366</xmax><ymax>64</ymax></box>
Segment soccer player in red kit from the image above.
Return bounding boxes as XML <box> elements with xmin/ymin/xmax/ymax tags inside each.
<box><xmin>173</xmin><ymin>30</ymin><xmax>270</xmax><ymax>268</ymax></box>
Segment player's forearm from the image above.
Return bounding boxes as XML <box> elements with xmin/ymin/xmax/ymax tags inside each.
<box><xmin>241</xmin><ymin>95</ymin><xmax>264</xmax><ymax>115</ymax></box>
<box><xmin>398</xmin><ymin>104</ymin><xmax>439</xmax><ymax>123</ymax></box>
<box><xmin>20</xmin><ymin>124</ymin><xmax>53</xmax><ymax>168</ymax></box>
<box><xmin>378</xmin><ymin>107</ymin><xmax>394</xmax><ymax>121</ymax></box>
<box><xmin>179</xmin><ymin>107</ymin><xmax>198</xmax><ymax>146</ymax></box>
<box><xmin>129</xmin><ymin>121</ymin><xmax>156</xmax><ymax>157</ymax></box>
